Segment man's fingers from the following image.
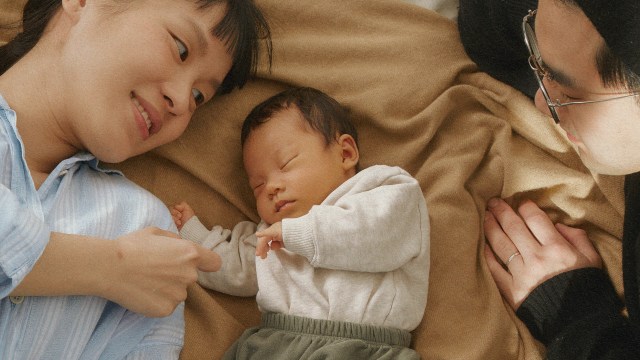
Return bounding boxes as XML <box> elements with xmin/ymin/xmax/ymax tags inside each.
<box><xmin>486</xmin><ymin>199</ymin><xmax>538</xmax><ymax>255</ymax></box>
<box><xmin>518</xmin><ymin>200</ymin><xmax>562</xmax><ymax>246</ymax></box>
<box><xmin>555</xmin><ymin>223</ymin><xmax>602</xmax><ymax>268</ymax></box>
<box><xmin>484</xmin><ymin>211</ymin><xmax>523</xmax><ymax>271</ymax></box>
<box><xmin>484</xmin><ymin>246</ymin><xmax>515</xmax><ymax>307</ymax></box>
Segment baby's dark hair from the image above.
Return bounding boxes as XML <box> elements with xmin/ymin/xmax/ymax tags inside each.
<box><xmin>0</xmin><ymin>0</ymin><xmax>272</xmax><ymax>94</ymax></box>
<box><xmin>241</xmin><ymin>87</ymin><xmax>359</xmax><ymax>149</ymax></box>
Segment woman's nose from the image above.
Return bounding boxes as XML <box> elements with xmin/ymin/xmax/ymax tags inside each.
<box><xmin>163</xmin><ymin>81</ymin><xmax>193</xmax><ymax>116</ymax></box>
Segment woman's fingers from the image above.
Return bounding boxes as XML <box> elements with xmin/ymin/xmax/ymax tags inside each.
<box><xmin>195</xmin><ymin>245</ymin><xmax>222</xmax><ymax>272</ymax></box>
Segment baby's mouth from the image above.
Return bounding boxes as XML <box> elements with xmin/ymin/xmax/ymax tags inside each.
<box><xmin>275</xmin><ymin>200</ymin><xmax>293</xmax><ymax>213</ymax></box>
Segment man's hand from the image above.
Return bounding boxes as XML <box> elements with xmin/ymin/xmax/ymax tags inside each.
<box><xmin>484</xmin><ymin>198</ymin><xmax>602</xmax><ymax>309</ymax></box>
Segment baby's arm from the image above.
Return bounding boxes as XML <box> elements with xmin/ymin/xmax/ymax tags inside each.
<box><xmin>283</xmin><ymin>166</ymin><xmax>429</xmax><ymax>273</ymax></box>
<box><xmin>255</xmin><ymin>222</ymin><xmax>283</xmax><ymax>259</ymax></box>
<box><xmin>179</xmin><ymin>217</ymin><xmax>260</xmax><ymax>297</ymax></box>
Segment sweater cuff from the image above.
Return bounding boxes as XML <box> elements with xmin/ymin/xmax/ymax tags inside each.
<box><xmin>282</xmin><ymin>216</ymin><xmax>316</xmax><ymax>262</ymax></box>
<box><xmin>179</xmin><ymin>216</ymin><xmax>210</xmax><ymax>245</ymax></box>
<box><xmin>516</xmin><ymin>267</ymin><xmax>623</xmax><ymax>344</ymax></box>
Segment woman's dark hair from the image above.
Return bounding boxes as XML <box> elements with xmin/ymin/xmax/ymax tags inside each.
<box><xmin>241</xmin><ymin>87</ymin><xmax>359</xmax><ymax>149</ymax></box>
<box><xmin>0</xmin><ymin>0</ymin><xmax>272</xmax><ymax>94</ymax></box>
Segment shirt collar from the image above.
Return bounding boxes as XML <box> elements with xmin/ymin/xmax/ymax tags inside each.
<box><xmin>0</xmin><ymin>94</ymin><xmax>8</xmax><ymax>110</ymax></box>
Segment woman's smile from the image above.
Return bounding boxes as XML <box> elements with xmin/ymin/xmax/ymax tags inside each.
<box><xmin>131</xmin><ymin>92</ymin><xmax>162</xmax><ymax>140</ymax></box>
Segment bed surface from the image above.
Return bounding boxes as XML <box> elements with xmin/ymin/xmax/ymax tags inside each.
<box><xmin>1</xmin><ymin>1</ymin><xmax>625</xmax><ymax>359</ymax></box>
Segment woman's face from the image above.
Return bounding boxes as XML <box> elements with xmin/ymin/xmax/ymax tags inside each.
<box><xmin>56</xmin><ymin>0</ymin><xmax>233</xmax><ymax>163</ymax></box>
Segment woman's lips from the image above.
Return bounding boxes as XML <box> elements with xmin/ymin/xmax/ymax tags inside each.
<box><xmin>131</xmin><ymin>93</ymin><xmax>162</xmax><ymax>140</ymax></box>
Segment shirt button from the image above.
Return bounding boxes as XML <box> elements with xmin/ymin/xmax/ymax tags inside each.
<box><xmin>9</xmin><ymin>296</ymin><xmax>24</xmax><ymax>305</ymax></box>
<box><xmin>59</xmin><ymin>169</ymin><xmax>69</xmax><ymax>177</ymax></box>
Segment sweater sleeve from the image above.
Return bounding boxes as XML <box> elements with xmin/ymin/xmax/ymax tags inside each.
<box><xmin>283</xmin><ymin>165</ymin><xmax>429</xmax><ymax>273</ymax></box>
<box><xmin>516</xmin><ymin>267</ymin><xmax>640</xmax><ymax>359</ymax></box>
<box><xmin>179</xmin><ymin>216</ymin><xmax>259</xmax><ymax>297</ymax></box>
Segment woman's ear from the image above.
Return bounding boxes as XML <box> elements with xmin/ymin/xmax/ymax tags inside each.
<box><xmin>337</xmin><ymin>134</ymin><xmax>359</xmax><ymax>173</ymax></box>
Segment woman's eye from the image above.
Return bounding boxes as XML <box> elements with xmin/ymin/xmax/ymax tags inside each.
<box><xmin>192</xmin><ymin>88</ymin><xmax>205</xmax><ymax>106</ymax></box>
<box><xmin>174</xmin><ymin>37</ymin><xmax>188</xmax><ymax>61</ymax></box>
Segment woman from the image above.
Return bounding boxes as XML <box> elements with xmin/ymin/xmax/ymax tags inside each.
<box><xmin>0</xmin><ymin>0</ymin><xmax>270</xmax><ymax>358</ymax></box>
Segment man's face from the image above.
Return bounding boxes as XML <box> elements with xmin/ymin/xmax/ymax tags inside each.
<box><xmin>534</xmin><ymin>0</ymin><xmax>640</xmax><ymax>175</ymax></box>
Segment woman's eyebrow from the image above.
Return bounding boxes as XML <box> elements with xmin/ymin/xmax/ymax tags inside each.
<box><xmin>183</xmin><ymin>16</ymin><xmax>209</xmax><ymax>56</ymax></box>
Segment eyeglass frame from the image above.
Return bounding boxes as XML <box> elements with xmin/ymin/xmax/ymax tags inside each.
<box><xmin>522</xmin><ymin>9</ymin><xmax>639</xmax><ymax>124</ymax></box>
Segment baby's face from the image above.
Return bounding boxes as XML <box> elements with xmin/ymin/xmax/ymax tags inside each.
<box><xmin>243</xmin><ymin>108</ymin><xmax>353</xmax><ymax>224</ymax></box>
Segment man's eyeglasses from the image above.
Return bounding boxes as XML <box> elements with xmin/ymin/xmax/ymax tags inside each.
<box><xmin>522</xmin><ymin>9</ymin><xmax>639</xmax><ymax>124</ymax></box>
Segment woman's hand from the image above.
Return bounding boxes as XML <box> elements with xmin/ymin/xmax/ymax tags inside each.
<box><xmin>483</xmin><ymin>198</ymin><xmax>602</xmax><ymax>309</ymax></box>
<box><xmin>104</xmin><ymin>227</ymin><xmax>222</xmax><ymax>317</ymax></box>
<box><xmin>13</xmin><ymin>228</ymin><xmax>221</xmax><ymax>318</ymax></box>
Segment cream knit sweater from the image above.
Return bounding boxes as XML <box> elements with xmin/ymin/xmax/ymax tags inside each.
<box><xmin>180</xmin><ymin>165</ymin><xmax>430</xmax><ymax>331</ymax></box>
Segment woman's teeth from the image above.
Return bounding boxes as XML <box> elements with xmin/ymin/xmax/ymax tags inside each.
<box><xmin>132</xmin><ymin>96</ymin><xmax>152</xmax><ymax>131</ymax></box>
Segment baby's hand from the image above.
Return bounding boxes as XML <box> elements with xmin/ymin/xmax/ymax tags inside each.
<box><xmin>170</xmin><ymin>201</ymin><xmax>196</xmax><ymax>230</ymax></box>
<box><xmin>255</xmin><ymin>222</ymin><xmax>283</xmax><ymax>259</ymax></box>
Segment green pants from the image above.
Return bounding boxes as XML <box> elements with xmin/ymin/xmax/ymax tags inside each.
<box><xmin>222</xmin><ymin>313</ymin><xmax>420</xmax><ymax>360</ymax></box>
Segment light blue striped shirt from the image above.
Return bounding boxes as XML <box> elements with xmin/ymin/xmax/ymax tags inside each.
<box><xmin>0</xmin><ymin>95</ymin><xmax>184</xmax><ymax>359</ymax></box>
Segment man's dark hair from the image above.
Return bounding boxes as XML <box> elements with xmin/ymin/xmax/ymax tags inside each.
<box><xmin>562</xmin><ymin>0</ymin><xmax>640</xmax><ymax>92</ymax></box>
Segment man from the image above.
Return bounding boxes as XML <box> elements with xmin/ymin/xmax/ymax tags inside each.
<box><xmin>459</xmin><ymin>0</ymin><xmax>640</xmax><ymax>358</ymax></box>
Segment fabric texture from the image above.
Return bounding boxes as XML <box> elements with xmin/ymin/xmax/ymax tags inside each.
<box><xmin>181</xmin><ymin>165</ymin><xmax>430</xmax><ymax>332</ymax></box>
<box><xmin>223</xmin><ymin>313</ymin><xmax>419</xmax><ymax>360</ymax></box>
<box><xmin>0</xmin><ymin>1</ymin><xmax>627</xmax><ymax>359</ymax></box>
<box><xmin>0</xmin><ymin>97</ymin><xmax>184</xmax><ymax>359</ymax></box>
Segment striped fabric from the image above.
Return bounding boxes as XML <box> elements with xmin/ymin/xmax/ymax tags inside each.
<box><xmin>0</xmin><ymin>96</ymin><xmax>184</xmax><ymax>359</ymax></box>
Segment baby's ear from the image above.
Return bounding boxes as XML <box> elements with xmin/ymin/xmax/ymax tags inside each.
<box><xmin>337</xmin><ymin>134</ymin><xmax>359</xmax><ymax>172</ymax></box>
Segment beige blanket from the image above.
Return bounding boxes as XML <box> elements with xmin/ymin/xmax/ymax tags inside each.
<box><xmin>1</xmin><ymin>1</ymin><xmax>625</xmax><ymax>359</ymax></box>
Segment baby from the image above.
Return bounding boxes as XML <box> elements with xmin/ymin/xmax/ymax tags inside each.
<box><xmin>172</xmin><ymin>87</ymin><xmax>430</xmax><ymax>359</ymax></box>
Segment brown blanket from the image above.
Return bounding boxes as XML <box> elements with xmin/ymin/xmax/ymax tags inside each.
<box><xmin>1</xmin><ymin>1</ymin><xmax>625</xmax><ymax>359</ymax></box>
